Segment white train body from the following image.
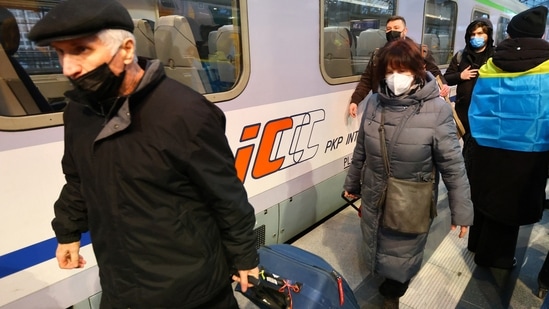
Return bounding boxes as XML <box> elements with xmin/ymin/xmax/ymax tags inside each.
<box><xmin>0</xmin><ymin>0</ymin><xmax>529</xmax><ymax>307</ymax></box>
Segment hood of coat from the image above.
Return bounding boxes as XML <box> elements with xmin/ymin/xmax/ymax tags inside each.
<box><xmin>378</xmin><ymin>72</ymin><xmax>440</xmax><ymax>107</ymax></box>
<box><xmin>464</xmin><ymin>18</ymin><xmax>494</xmax><ymax>52</ymax></box>
<box><xmin>493</xmin><ymin>38</ymin><xmax>549</xmax><ymax>72</ymax></box>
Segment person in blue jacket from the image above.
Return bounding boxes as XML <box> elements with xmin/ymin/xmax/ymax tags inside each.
<box><xmin>468</xmin><ymin>6</ymin><xmax>549</xmax><ymax>272</ymax></box>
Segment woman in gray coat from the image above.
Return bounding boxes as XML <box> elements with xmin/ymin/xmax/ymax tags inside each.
<box><xmin>343</xmin><ymin>39</ymin><xmax>473</xmax><ymax>309</ymax></box>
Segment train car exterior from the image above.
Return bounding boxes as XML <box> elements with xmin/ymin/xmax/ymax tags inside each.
<box><xmin>0</xmin><ymin>0</ymin><xmax>530</xmax><ymax>308</ymax></box>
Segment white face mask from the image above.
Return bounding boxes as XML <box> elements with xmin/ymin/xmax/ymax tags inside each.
<box><xmin>385</xmin><ymin>72</ymin><xmax>414</xmax><ymax>96</ymax></box>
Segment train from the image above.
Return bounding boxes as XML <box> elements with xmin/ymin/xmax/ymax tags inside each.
<box><xmin>0</xmin><ymin>0</ymin><xmax>531</xmax><ymax>308</ymax></box>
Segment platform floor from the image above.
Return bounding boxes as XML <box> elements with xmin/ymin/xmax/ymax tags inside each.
<box><xmin>235</xmin><ymin>192</ymin><xmax>549</xmax><ymax>309</ymax></box>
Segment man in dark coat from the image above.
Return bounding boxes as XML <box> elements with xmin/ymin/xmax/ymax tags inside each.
<box><xmin>28</xmin><ymin>0</ymin><xmax>259</xmax><ymax>308</ymax></box>
<box><xmin>444</xmin><ymin>18</ymin><xmax>494</xmax><ymax>176</ymax></box>
<box><xmin>444</xmin><ymin>18</ymin><xmax>494</xmax><ymax>135</ymax></box>
<box><xmin>468</xmin><ymin>6</ymin><xmax>549</xmax><ymax>270</ymax></box>
<box><xmin>347</xmin><ymin>15</ymin><xmax>449</xmax><ymax>118</ymax></box>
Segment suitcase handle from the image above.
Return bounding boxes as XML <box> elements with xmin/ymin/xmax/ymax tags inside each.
<box><xmin>341</xmin><ymin>191</ymin><xmax>361</xmax><ymax>216</ymax></box>
<box><xmin>247</xmin><ymin>275</ymin><xmax>261</xmax><ymax>286</ymax></box>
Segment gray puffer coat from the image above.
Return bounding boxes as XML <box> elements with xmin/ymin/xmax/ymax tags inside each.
<box><xmin>343</xmin><ymin>73</ymin><xmax>473</xmax><ymax>283</ymax></box>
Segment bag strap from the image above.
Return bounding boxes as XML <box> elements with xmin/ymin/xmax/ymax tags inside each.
<box><xmin>379</xmin><ymin>109</ymin><xmax>391</xmax><ymax>176</ymax></box>
<box><xmin>378</xmin><ymin>105</ymin><xmax>418</xmax><ymax>177</ymax></box>
<box><xmin>378</xmin><ymin>104</ymin><xmax>436</xmax><ymax>180</ymax></box>
<box><xmin>456</xmin><ymin>49</ymin><xmax>463</xmax><ymax>66</ymax></box>
<box><xmin>435</xmin><ymin>75</ymin><xmax>465</xmax><ymax>138</ymax></box>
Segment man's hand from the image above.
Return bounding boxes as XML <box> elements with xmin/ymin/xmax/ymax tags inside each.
<box><xmin>232</xmin><ymin>266</ymin><xmax>260</xmax><ymax>293</ymax></box>
<box><xmin>56</xmin><ymin>241</ymin><xmax>86</xmax><ymax>269</ymax></box>
<box><xmin>439</xmin><ymin>84</ymin><xmax>450</xmax><ymax>97</ymax></box>
<box><xmin>460</xmin><ymin>66</ymin><xmax>479</xmax><ymax>81</ymax></box>
<box><xmin>349</xmin><ymin>103</ymin><xmax>358</xmax><ymax>118</ymax></box>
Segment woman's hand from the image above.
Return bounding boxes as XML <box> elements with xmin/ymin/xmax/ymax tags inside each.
<box><xmin>451</xmin><ymin>225</ymin><xmax>469</xmax><ymax>238</ymax></box>
<box><xmin>344</xmin><ymin>191</ymin><xmax>358</xmax><ymax>200</ymax></box>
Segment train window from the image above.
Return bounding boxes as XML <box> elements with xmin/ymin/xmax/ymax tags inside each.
<box><xmin>496</xmin><ymin>16</ymin><xmax>511</xmax><ymax>44</ymax></box>
<box><xmin>422</xmin><ymin>0</ymin><xmax>457</xmax><ymax>67</ymax></box>
<box><xmin>0</xmin><ymin>0</ymin><xmax>248</xmax><ymax>131</ymax></box>
<box><xmin>156</xmin><ymin>0</ymin><xmax>243</xmax><ymax>95</ymax></box>
<box><xmin>472</xmin><ymin>10</ymin><xmax>490</xmax><ymax>21</ymax></box>
<box><xmin>0</xmin><ymin>2</ymin><xmax>69</xmax><ymax>122</ymax></box>
<box><xmin>321</xmin><ymin>0</ymin><xmax>396</xmax><ymax>84</ymax></box>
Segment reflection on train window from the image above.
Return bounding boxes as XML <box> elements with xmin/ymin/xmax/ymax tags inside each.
<box><xmin>496</xmin><ymin>16</ymin><xmax>511</xmax><ymax>45</ymax></box>
<box><xmin>423</xmin><ymin>0</ymin><xmax>457</xmax><ymax>66</ymax></box>
<box><xmin>156</xmin><ymin>0</ymin><xmax>241</xmax><ymax>94</ymax></box>
<box><xmin>472</xmin><ymin>10</ymin><xmax>490</xmax><ymax>21</ymax></box>
<box><xmin>0</xmin><ymin>3</ymin><xmax>69</xmax><ymax>117</ymax></box>
<box><xmin>0</xmin><ymin>0</ymin><xmax>242</xmax><ymax>119</ymax></box>
<box><xmin>322</xmin><ymin>0</ymin><xmax>396</xmax><ymax>79</ymax></box>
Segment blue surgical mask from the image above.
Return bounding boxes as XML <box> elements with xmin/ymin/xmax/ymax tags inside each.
<box><xmin>470</xmin><ymin>37</ymin><xmax>486</xmax><ymax>49</ymax></box>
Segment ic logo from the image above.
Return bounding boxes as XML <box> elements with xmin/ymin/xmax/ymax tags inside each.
<box><xmin>234</xmin><ymin>110</ymin><xmax>325</xmax><ymax>183</ymax></box>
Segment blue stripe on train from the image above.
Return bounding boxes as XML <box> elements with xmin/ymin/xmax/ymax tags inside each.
<box><xmin>0</xmin><ymin>232</ymin><xmax>91</xmax><ymax>279</ymax></box>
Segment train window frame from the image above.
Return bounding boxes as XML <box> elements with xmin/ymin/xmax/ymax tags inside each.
<box><xmin>320</xmin><ymin>0</ymin><xmax>396</xmax><ymax>85</ymax></box>
<box><xmin>0</xmin><ymin>0</ymin><xmax>250</xmax><ymax>131</ymax></box>
<box><xmin>422</xmin><ymin>0</ymin><xmax>457</xmax><ymax>68</ymax></box>
<box><xmin>472</xmin><ymin>9</ymin><xmax>490</xmax><ymax>21</ymax></box>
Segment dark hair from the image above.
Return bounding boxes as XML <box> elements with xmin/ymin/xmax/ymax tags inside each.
<box><xmin>386</xmin><ymin>15</ymin><xmax>406</xmax><ymax>27</ymax></box>
<box><xmin>376</xmin><ymin>39</ymin><xmax>426</xmax><ymax>82</ymax></box>
<box><xmin>469</xmin><ymin>21</ymin><xmax>489</xmax><ymax>36</ymax></box>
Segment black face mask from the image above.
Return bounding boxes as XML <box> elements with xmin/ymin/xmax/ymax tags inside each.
<box><xmin>386</xmin><ymin>30</ymin><xmax>402</xmax><ymax>42</ymax></box>
<box><xmin>69</xmin><ymin>62</ymin><xmax>126</xmax><ymax>103</ymax></box>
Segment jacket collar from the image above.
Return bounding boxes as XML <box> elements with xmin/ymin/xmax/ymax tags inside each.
<box><xmin>93</xmin><ymin>58</ymin><xmax>166</xmax><ymax>142</ymax></box>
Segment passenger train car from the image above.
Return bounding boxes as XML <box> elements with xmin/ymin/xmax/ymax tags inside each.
<box><xmin>0</xmin><ymin>0</ymin><xmax>530</xmax><ymax>308</ymax></box>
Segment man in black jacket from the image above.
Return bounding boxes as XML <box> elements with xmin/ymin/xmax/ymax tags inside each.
<box><xmin>348</xmin><ymin>15</ymin><xmax>449</xmax><ymax>118</ymax></box>
<box><xmin>443</xmin><ymin>18</ymin><xmax>494</xmax><ymax>177</ymax></box>
<box><xmin>28</xmin><ymin>0</ymin><xmax>259</xmax><ymax>308</ymax></box>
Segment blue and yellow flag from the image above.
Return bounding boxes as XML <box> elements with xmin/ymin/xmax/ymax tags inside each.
<box><xmin>469</xmin><ymin>59</ymin><xmax>549</xmax><ymax>152</ymax></box>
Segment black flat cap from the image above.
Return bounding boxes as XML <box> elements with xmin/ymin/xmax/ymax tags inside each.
<box><xmin>28</xmin><ymin>0</ymin><xmax>134</xmax><ymax>46</ymax></box>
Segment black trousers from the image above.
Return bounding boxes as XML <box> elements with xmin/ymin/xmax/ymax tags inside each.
<box><xmin>99</xmin><ymin>282</ymin><xmax>238</xmax><ymax>309</ymax></box>
<box><xmin>462</xmin><ymin>133</ymin><xmax>477</xmax><ymax>179</ymax></box>
<box><xmin>468</xmin><ymin>209</ymin><xmax>519</xmax><ymax>268</ymax></box>
<box><xmin>379</xmin><ymin>278</ymin><xmax>410</xmax><ymax>298</ymax></box>
<box><xmin>192</xmin><ymin>284</ymin><xmax>239</xmax><ymax>309</ymax></box>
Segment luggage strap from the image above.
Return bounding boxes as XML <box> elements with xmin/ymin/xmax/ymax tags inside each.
<box><xmin>259</xmin><ymin>268</ymin><xmax>302</xmax><ymax>309</ymax></box>
<box><xmin>258</xmin><ymin>267</ymin><xmax>344</xmax><ymax>308</ymax></box>
<box><xmin>277</xmin><ymin>280</ymin><xmax>301</xmax><ymax>309</ymax></box>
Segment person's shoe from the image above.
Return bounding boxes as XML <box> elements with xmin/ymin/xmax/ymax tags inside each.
<box><xmin>382</xmin><ymin>297</ymin><xmax>399</xmax><ymax>309</ymax></box>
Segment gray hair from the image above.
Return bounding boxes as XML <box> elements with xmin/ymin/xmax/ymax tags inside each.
<box><xmin>96</xmin><ymin>29</ymin><xmax>137</xmax><ymax>60</ymax></box>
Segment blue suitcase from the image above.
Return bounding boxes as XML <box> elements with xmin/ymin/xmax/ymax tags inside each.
<box><xmin>237</xmin><ymin>244</ymin><xmax>359</xmax><ymax>309</ymax></box>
